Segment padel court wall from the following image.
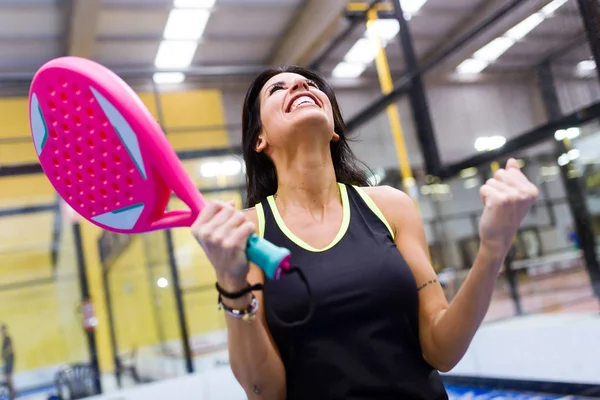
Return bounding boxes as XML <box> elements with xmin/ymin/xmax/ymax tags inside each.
<box><xmin>0</xmin><ymin>87</ymin><xmax>235</xmax><ymax>384</ymax></box>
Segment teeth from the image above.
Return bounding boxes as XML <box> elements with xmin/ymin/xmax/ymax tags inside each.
<box><xmin>290</xmin><ymin>96</ymin><xmax>316</xmax><ymax>111</ymax></box>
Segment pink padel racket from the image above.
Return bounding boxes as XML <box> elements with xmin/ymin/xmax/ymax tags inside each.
<box><xmin>28</xmin><ymin>56</ymin><xmax>290</xmax><ymax>280</ymax></box>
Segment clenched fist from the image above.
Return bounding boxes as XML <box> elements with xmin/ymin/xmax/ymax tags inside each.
<box><xmin>479</xmin><ymin>158</ymin><xmax>539</xmax><ymax>255</ymax></box>
<box><xmin>191</xmin><ymin>201</ymin><xmax>256</xmax><ymax>290</ymax></box>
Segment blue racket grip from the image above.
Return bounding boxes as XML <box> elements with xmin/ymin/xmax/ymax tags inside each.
<box><xmin>246</xmin><ymin>233</ymin><xmax>291</xmax><ymax>280</ymax></box>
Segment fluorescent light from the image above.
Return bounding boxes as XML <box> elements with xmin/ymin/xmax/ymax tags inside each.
<box><xmin>577</xmin><ymin>60</ymin><xmax>596</xmax><ymax>72</ymax></box>
<box><xmin>332</xmin><ymin>62</ymin><xmax>367</xmax><ymax>79</ymax></box>
<box><xmin>473</xmin><ymin>37</ymin><xmax>515</xmax><ymax>61</ymax></box>
<box><xmin>474</xmin><ymin>136</ymin><xmax>506</xmax><ymax>152</ymax></box>
<box><xmin>541</xmin><ymin>0</ymin><xmax>569</xmax><ymax>17</ymax></box>
<box><xmin>456</xmin><ymin>58</ymin><xmax>488</xmax><ymax>74</ymax></box>
<box><xmin>455</xmin><ymin>0</ymin><xmax>570</xmax><ymax>78</ymax></box>
<box><xmin>366</xmin><ymin>19</ymin><xmax>400</xmax><ymax>44</ymax></box>
<box><xmin>566</xmin><ymin>127</ymin><xmax>581</xmax><ymax>139</ymax></box>
<box><xmin>505</xmin><ymin>13</ymin><xmax>544</xmax><ymax>40</ymax></box>
<box><xmin>344</xmin><ymin>38</ymin><xmax>380</xmax><ymax>64</ymax></box>
<box><xmin>221</xmin><ymin>160</ymin><xmax>242</xmax><ymax>176</ymax></box>
<box><xmin>401</xmin><ymin>0</ymin><xmax>428</xmax><ymax>14</ymax></box>
<box><xmin>200</xmin><ymin>161</ymin><xmax>220</xmax><ymax>177</ymax></box>
<box><xmin>155</xmin><ymin>40</ymin><xmax>197</xmax><ymax>68</ymax></box>
<box><xmin>541</xmin><ymin>165</ymin><xmax>560</xmax><ymax>176</ymax></box>
<box><xmin>174</xmin><ymin>0</ymin><xmax>216</xmax><ymax>8</ymax></box>
<box><xmin>460</xmin><ymin>167</ymin><xmax>478</xmax><ymax>179</ymax></box>
<box><xmin>200</xmin><ymin>159</ymin><xmax>242</xmax><ymax>177</ymax></box>
<box><xmin>164</xmin><ymin>9</ymin><xmax>210</xmax><ymax>40</ymax></box>
<box><xmin>153</xmin><ymin>72</ymin><xmax>185</xmax><ymax>84</ymax></box>
<box><xmin>576</xmin><ymin>60</ymin><xmax>596</xmax><ymax>77</ymax></box>
<box><xmin>157</xmin><ymin>277</ymin><xmax>169</xmax><ymax>288</ymax></box>
<box><xmin>556</xmin><ymin>127</ymin><xmax>582</xmax><ymax>141</ymax></box>
<box><xmin>557</xmin><ymin>153</ymin><xmax>570</xmax><ymax>166</ymax></box>
<box><xmin>464</xmin><ymin>178</ymin><xmax>480</xmax><ymax>189</ymax></box>
<box><xmin>568</xmin><ymin>149</ymin><xmax>580</xmax><ymax>160</ymax></box>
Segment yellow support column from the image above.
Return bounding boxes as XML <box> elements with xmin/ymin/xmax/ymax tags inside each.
<box><xmin>366</xmin><ymin>9</ymin><xmax>418</xmax><ymax>204</ymax></box>
<box><xmin>366</xmin><ymin>9</ymin><xmax>434</xmax><ymax>261</ymax></box>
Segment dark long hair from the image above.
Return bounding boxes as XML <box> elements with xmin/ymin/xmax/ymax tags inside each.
<box><xmin>241</xmin><ymin>66</ymin><xmax>370</xmax><ymax>207</ymax></box>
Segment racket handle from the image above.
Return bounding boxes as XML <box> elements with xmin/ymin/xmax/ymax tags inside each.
<box><xmin>150</xmin><ymin>210</ymin><xmax>196</xmax><ymax>230</ymax></box>
<box><xmin>246</xmin><ymin>234</ymin><xmax>291</xmax><ymax>280</ymax></box>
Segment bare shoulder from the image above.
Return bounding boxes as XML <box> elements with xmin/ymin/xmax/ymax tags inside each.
<box><xmin>361</xmin><ymin>185</ymin><xmax>414</xmax><ymax>212</ymax></box>
<box><xmin>361</xmin><ymin>185</ymin><xmax>411</xmax><ymax>203</ymax></box>
<box><xmin>360</xmin><ymin>185</ymin><xmax>419</xmax><ymax>231</ymax></box>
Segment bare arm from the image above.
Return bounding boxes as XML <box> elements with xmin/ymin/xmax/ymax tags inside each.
<box><xmin>365</xmin><ymin>186</ymin><xmax>508</xmax><ymax>372</ymax></box>
<box><xmin>217</xmin><ymin>208</ymin><xmax>287</xmax><ymax>399</ymax></box>
<box><xmin>192</xmin><ymin>203</ymin><xmax>286</xmax><ymax>399</ymax></box>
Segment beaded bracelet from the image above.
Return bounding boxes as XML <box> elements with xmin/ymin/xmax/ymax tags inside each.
<box><xmin>218</xmin><ymin>295</ymin><xmax>259</xmax><ymax>322</ymax></box>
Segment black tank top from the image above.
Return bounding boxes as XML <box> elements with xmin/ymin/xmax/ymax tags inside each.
<box><xmin>257</xmin><ymin>183</ymin><xmax>448</xmax><ymax>400</ymax></box>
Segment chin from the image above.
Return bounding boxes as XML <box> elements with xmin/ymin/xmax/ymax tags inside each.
<box><xmin>287</xmin><ymin>108</ymin><xmax>332</xmax><ymax>130</ymax></box>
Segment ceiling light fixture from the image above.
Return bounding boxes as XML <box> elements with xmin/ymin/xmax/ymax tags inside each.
<box><xmin>456</xmin><ymin>0</ymin><xmax>569</xmax><ymax>76</ymax></box>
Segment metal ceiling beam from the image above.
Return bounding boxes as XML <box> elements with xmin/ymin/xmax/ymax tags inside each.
<box><xmin>269</xmin><ymin>0</ymin><xmax>350</xmax><ymax>66</ymax></box>
<box><xmin>0</xmin><ymin>37</ymin><xmax>62</xmax><ymax>44</ymax></box>
<box><xmin>308</xmin><ymin>0</ymin><xmax>381</xmax><ymax>70</ymax></box>
<box><xmin>331</xmin><ymin>22</ymin><xmax>447</xmax><ymax>43</ymax></box>
<box><xmin>345</xmin><ymin>0</ymin><xmax>528</xmax><ymax>137</ymax></box>
<box><xmin>345</xmin><ymin>7</ymin><xmax>474</xmax><ymax>19</ymax></box>
<box><xmin>539</xmin><ymin>32</ymin><xmax>588</xmax><ymax>64</ymax></box>
<box><xmin>438</xmin><ymin>100</ymin><xmax>600</xmax><ymax>179</ymax></box>
<box><xmin>103</xmin><ymin>0</ymin><xmax>296</xmax><ymax>11</ymax></box>
<box><xmin>0</xmin><ymin>203</ymin><xmax>55</xmax><ymax>217</ymax></box>
<box><xmin>66</xmin><ymin>0</ymin><xmax>102</xmax><ymax>58</ymax></box>
<box><xmin>416</xmin><ymin>0</ymin><xmax>498</xmax><ymax>64</ymax></box>
<box><xmin>0</xmin><ymin>65</ymin><xmax>270</xmax><ymax>82</ymax></box>
<box><xmin>94</xmin><ymin>34</ymin><xmax>277</xmax><ymax>43</ymax></box>
<box><xmin>0</xmin><ymin>146</ymin><xmax>242</xmax><ymax>177</ymax></box>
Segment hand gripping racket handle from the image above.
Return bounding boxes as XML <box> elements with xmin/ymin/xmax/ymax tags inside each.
<box><xmin>178</xmin><ymin>185</ymin><xmax>291</xmax><ymax>279</ymax></box>
<box><xmin>151</xmin><ymin>204</ymin><xmax>291</xmax><ymax>280</ymax></box>
<box><xmin>246</xmin><ymin>233</ymin><xmax>291</xmax><ymax>280</ymax></box>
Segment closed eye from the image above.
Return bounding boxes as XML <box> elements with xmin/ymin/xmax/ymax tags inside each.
<box><xmin>306</xmin><ymin>79</ymin><xmax>319</xmax><ymax>89</ymax></box>
<box><xmin>268</xmin><ymin>83</ymin><xmax>285</xmax><ymax>95</ymax></box>
<box><xmin>268</xmin><ymin>79</ymin><xmax>318</xmax><ymax>95</ymax></box>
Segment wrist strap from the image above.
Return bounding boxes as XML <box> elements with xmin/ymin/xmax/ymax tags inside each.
<box><xmin>215</xmin><ymin>282</ymin><xmax>264</xmax><ymax>299</ymax></box>
<box><xmin>265</xmin><ymin>265</ymin><xmax>314</xmax><ymax>328</ymax></box>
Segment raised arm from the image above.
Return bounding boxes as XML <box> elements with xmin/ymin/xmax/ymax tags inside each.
<box><xmin>191</xmin><ymin>201</ymin><xmax>286</xmax><ymax>399</ymax></box>
<box><xmin>365</xmin><ymin>158</ymin><xmax>538</xmax><ymax>372</ymax></box>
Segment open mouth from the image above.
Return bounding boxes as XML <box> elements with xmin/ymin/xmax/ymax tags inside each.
<box><xmin>286</xmin><ymin>93</ymin><xmax>320</xmax><ymax>113</ymax></box>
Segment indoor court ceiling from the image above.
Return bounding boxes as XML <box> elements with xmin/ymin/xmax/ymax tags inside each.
<box><xmin>0</xmin><ymin>0</ymin><xmax>593</xmax><ymax>92</ymax></box>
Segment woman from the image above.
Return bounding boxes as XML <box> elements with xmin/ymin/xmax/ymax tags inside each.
<box><xmin>192</xmin><ymin>66</ymin><xmax>538</xmax><ymax>399</ymax></box>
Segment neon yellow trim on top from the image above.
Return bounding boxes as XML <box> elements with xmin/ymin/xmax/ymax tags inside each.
<box><xmin>255</xmin><ymin>202</ymin><xmax>265</xmax><ymax>239</ymax></box>
<box><xmin>266</xmin><ymin>182</ymin><xmax>350</xmax><ymax>252</ymax></box>
<box><xmin>353</xmin><ymin>186</ymin><xmax>395</xmax><ymax>239</ymax></box>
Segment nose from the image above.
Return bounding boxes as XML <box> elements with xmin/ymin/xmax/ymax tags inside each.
<box><xmin>289</xmin><ymin>78</ymin><xmax>309</xmax><ymax>93</ymax></box>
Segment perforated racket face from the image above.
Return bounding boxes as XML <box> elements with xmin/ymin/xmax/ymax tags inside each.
<box><xmin>29</xmin><ymin>60</ymin><xmax>166</xmax><ymax>232</ymax></box>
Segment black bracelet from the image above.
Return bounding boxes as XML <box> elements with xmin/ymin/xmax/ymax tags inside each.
<box><xmin>215</xmin><ymin>282</ymin><xmax>264</xmax><ymax>299</ymax></box>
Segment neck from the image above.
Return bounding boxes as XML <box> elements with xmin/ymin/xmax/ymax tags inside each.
<box><xmin>272</xmin><ymin>142</ymin><xmax>339</xmax><ymax>211</ymax></box>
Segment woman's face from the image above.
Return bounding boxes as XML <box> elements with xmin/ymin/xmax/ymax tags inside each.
<box><xmin>255</xmin><ymin>72</ymin><xmax>337</xmax><ymax>153</ymax></box>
